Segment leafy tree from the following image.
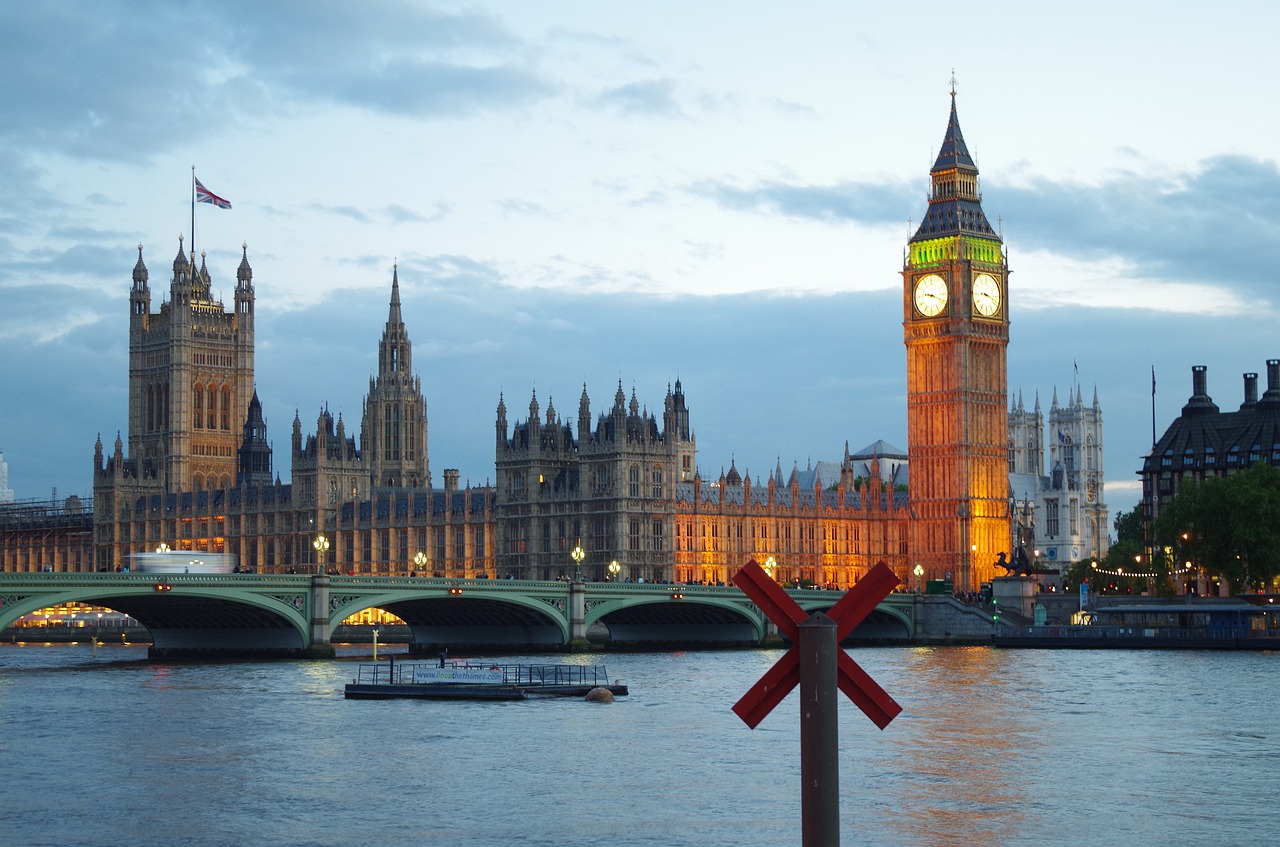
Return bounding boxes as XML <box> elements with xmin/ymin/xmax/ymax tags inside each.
<box><xmin>1154</xmin><ymin>463</ymin><xmax>1280</xmax><ymax>592</ymax></box>
<box><xmin>1113</xmin><ymin>505</ymin><xmax>1144</xmax><ymax>546</ymax></box>
<box><xmin>1062</xmin><ymin>503</ymin><xmax>1149</xmax><ymax>595</ymax></box>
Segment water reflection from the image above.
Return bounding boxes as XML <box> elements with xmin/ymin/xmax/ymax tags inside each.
<box><xmin>876</xmin><ymin>647</ymin><xmax>1030</xmax><ymax>844</ymax></box>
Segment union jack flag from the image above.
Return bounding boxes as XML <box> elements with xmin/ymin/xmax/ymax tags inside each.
<box><xmin>194</xmin><ymin>176</ymin><xmax>232</xmax><ymax>210</ymax></box>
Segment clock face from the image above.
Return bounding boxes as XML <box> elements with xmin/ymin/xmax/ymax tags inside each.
<box><xmin>973</xmin><ymin>273</ymin><xmax>1001</xmax><ymax>317</ymax></box>
<box><xmin>913</xmin><ymin>274</ymin><xmax>948</xmax><ymax>317</ymax></box>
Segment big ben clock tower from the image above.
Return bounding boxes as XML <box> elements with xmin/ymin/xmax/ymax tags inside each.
<box><xmin>903</xmin><ymin>87</ymin><xmax>1010</xmax><ymax>592</ymax></box>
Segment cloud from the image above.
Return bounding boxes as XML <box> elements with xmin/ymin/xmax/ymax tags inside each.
<box><xmin>0</xmin><ymin>2</ymin><xmax>553</xmax><ymax>164</ymax></box>
<box><xmin>690</xmin><ymin>177</ymin><xmax>915</xmax><ymax>225</ymax></box>
<box><xmin>588</xmin><ymin>79</ymin><xmax>684</xmax><ymax>117</ymax></box>
<box><xmin>688</xmin><ymin>154</ymin><xmax>1280</xmax><ymax>309</ymax></box>
<box><xmin>997</xmin><ymin>155</ymin><xmax>1280</xmax><ymax>301</ymax></box>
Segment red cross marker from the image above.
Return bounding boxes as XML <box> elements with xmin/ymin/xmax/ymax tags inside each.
<box><xmin>732</xmin><ymin>559</ymin><xmax>903</xmax><ymax>729</ymax></box>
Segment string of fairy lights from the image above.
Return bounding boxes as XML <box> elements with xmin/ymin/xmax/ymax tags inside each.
<box><xmin>1089</xmin><ymin>561</ymin><xmax>1196</xmax><ymax>579</ymax></box>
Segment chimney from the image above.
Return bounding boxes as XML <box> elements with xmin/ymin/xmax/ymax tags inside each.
<box><xmin>1242</xmin><ymin>373</ymin><xmax>1259</xmax><ymax>410</ymax></box>
<box><xmin>1261</xmin><ymin>359</ymin><xmax>1280</xmax><ymax>408</ymax></box>
<box><xmin>444</xmin><ymin>469</ymin><xmax>459</xmax><ymax>491</ymax></box>
<box><xmin>1182</xmin><ymin>365</ymin><xmax>1219</xmax><ymax>416</ymax></box>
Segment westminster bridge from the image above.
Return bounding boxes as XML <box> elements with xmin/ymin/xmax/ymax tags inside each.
<box><xmin>0</xmin><ymin>572</ymin><xmax>932</xmax><ymax>657</ymax></box>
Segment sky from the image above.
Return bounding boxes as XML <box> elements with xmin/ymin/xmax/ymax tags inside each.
<box><xmin>3</xmin><ymin>1</ymin><xmax>1279</xmax><ymax>523</ymax></box>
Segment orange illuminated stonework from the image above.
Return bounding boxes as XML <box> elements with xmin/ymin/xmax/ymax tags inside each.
<box><xmin>903</xmin><ymin>91</ymin><xmax>1011</xmax><ymax>592</ymax></box>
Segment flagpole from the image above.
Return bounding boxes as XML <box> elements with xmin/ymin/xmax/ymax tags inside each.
<box><xmin>190</xmin><ymin>165</ymin><xmax>196</xmax><ymax>261</ymax></box>
<box><xmin>1150</xmin><ymin>366</ymin><xmax>1156</xmax><ymax>449</ymax></box>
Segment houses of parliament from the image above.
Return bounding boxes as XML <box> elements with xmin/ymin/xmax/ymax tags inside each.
<box><xmin>0</xmin><ymin>94</ymin><xmax>1110</xmax><ymax>592</ymax></box>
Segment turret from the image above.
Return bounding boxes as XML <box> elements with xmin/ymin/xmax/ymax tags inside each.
<box><xmin>496</xmin><ymin>393</ymin><xmax>508</xmax><ymax>448</ymax></box>
<box><xmin>131</xmin><ymin>244</ymin><xmax>150</xmax><ymax>323</ymax></box>
<box><xmin>235</xmin><ymin>242</ymin><xmax>254</xmax><ymax>327</ymax></box>
<box><xmin>236</xmin><ymin>391</ymin><xmax>273</xmax><ymax>487</ymax></box>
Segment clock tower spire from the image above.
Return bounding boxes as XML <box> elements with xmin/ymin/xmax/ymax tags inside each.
<box><xmin>903</xmin><ymin>88</ymin><xmax>1011</xmax><ymax>592</ymax></box>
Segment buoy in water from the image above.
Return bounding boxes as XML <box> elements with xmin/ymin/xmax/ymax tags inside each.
<box><xmin>585</xmin><ymin>687</ymin><xmax>615</xmax><ymax>703</ymax></box>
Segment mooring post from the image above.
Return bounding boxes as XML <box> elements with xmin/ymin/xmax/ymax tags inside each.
<box><xmin>799</xmin><ymin>612</ymin><xmax>840</xmax><ymax>847</ymax></box>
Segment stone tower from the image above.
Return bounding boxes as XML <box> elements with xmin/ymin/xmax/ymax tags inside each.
<box><xmin>235</xmin><ymin>390</ymin><xmax>273</xmax><ymax>488</ymax></box>
<box><xmin>903</xmin><ymin>89</ymin><xmax>1011</xmax><ymax>591</ymax></box>
<box><xmin>1046</xmin><ymin>383</ymin><xmax>1107</xmax><ymax>562</ymax></box>
<box><xmin>122</xmin><ymin>238</ymin><xmax>256</xmax><ymax>492</ymax></box>
<box><xmin>360</xmin><ymin>265</ymin><xmax>430</xmax><ymax>492</ymax></box>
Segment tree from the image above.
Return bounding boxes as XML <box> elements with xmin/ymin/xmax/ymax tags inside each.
<box><xmin>1154</xmin><ymin>463</ymin><xmax>1280</xmax><ymax>593</ymax></box>
<box><xmin>1062</xmin><ymin>503</ymin><xmax>1148</xmax><ymax>595</ymax></box>
<box><xmin>1113</xmin><ymin>505</ymin><xmax>1144</xmax><ymax>546</ymax></box>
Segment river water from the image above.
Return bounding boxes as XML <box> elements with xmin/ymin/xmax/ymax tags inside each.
<box><xmin>1</xmin><ymin>642</ymin><xmax>1276</xmax><ymax>847</ymax></box>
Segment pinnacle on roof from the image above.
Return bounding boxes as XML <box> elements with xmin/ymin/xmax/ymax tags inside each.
<box><xmin>388</xmin><ymin>262</ymin><xmax>403</xmax><ymax>324</ymax></box>
<box><xmin>932</xmin><ymin>88</ymin><xmax>976</xmax><ymax>173</ymax></box>
<box><xmin>237</xmin><ymin>243</ymin><xmax>252</xmax><ymax>283</ymax></box>
<box><xmin>133</xmin><ymin>243</ymin><xmax>148</xmax><ymax>285</ymax></box>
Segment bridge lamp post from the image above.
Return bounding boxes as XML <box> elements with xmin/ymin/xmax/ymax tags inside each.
<box><xmin>313</xmin><ymin>534</ymin><xmax>329</xmax><ymax>575</ymax></box>
<box><xmin>914</xmin><ymin>563</ymin><xmax>924</xmax><ymax>594</ymax></box>
<box><xmin>608</xmin><ymin>560</ymin><xmax>620</xmax><ymax>582</ymax></box>
<box><xmin>413</xmin><ymin>550</ymin><xmax>426</xmax><ymax>577</ymax></box>
<box><xmin>763</xmin><ymin>556</ymin><xmax>777</xmax><ymax>581</ymax></box>
<box><xmin>571</xmin><ymin>542</ymin><xmax>585</xmax><ymax>582</ymax></box>
<box><xmin>156</xmin><ymin>543</ymin><xmax>170</xmax><ymax>553</ymax></box>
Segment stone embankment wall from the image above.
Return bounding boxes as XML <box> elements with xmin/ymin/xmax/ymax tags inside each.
<box><xmin>913</xmin><ymin>596</ymin><xmax>1005</xmax><ymax>644</ymax></box>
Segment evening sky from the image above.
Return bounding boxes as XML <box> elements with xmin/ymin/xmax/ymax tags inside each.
<box><xmin>2</xmin><ymin>1</ymin><xmax>1277</xmax><ymax>521</ymax></box>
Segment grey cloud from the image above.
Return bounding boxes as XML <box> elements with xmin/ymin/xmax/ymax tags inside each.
<box><xmin>691</xmin><ymin>178</ymin><xmax>915</xmax><ymax>224</ymax></box>
<box><xmin>323</xmin><ymin>206</ymin><xmax>372</xmax><ymax>224</ymax></box>
<box><xmin>589</xmin><ymin>79</ymin><xmax>683</xmax><ymax>117</ymax></box>
<box><xmin>0</xmin><ymin>2</ymin><xmax>551</xmax><ymax>164</ymax></box>
<box><xmin>996</xmin><ymin>155</ymin><xmax>1280</xmax><ymax>297</ymax></box>
<box><xmin>692</xmin><ymin>155</ymin><xmax>1280</xmax><ymax>300</ymax></box>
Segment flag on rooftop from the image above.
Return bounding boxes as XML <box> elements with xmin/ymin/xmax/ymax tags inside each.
<box><xmin>194</xmin><ymin>176</ymin><xmax>232</xmax><ymax>210</ymax></box>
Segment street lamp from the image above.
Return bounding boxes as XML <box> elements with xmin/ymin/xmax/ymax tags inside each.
<box><xmin>571</xmin><ymin>541</ymin><xmax>585</xmax><ymax>582</ymax></box>
<box><xmin>913</xmin><ymin>563</ymin><xmax>924</xmax><ymax>594</ymax></box>
<box><xmin>413</xmin><ymin>550</ymin><xmax>426</xmax><ymax>577</ymax></box>
<box><xmin>156</xmin><ymin>543</ymin><xmax>169</xmax><ymax>553</ymax></box>
<box><xmin>313</xmin><ymin>533</ymin><xmax>329</xmax><ymax>575</ymax></box>
<box><xmin>608</xmin><ymin>560</ymin><xmax>620</xmax><ymax>581</ymax></box>
<box><xmin>763</xmin><ymin>556</ymin><xmax>777</xmax><ymax>580</ymax></box>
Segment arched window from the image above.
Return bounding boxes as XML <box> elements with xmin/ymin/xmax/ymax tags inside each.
<box><xmin>629</xmin><ymin>465</ymin><xmax>640</xmax><ymax>497</ymax></box>
<box><xmin>221</xmin><ymin>386</ymin><xmax>231</xmax><ymax>430</ymax></box>
<box><xmin>193</xmin><ymin>383</ymin><xmax>204</xmax><ymax>429</ymax></box>
<box><xmin>207</xmin><ymin>387</ymin><xmax>217</xmax><ymax>429</ymax></box>
<box><xmin>392</xmin><ymin>404</ymin><xmax>401</xmax><ymax>459</ymax></box>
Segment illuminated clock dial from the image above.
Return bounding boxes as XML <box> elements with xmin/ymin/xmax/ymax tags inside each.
<box><xmin>972</xmin><ymin>273</ymin><xmax>1001</xmax><ymax>317</ymax></box>
<box><xmin>913</xmin><ymin>274</ymin><xmax>948</xmax><ymax>317</ymax></box>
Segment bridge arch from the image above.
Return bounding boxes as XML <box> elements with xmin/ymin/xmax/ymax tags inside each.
<box><xmin>0</xmin><ymin>580</ymin><xmax>311</xmax><ymax>655</ymax></box>
<box><xmin>328</xmin><ymin>583</ymin><xmax>570</xmax><ymax>651</ymax></box>
<box><xmin>793</xmin><ymin>595</ymin><xmax>915</xmax><ymax>642</ymax></box>
<box><xmin>585</xmin><ymin>594</ymin><xmax>763</xmax><ymax>646</ymax></box>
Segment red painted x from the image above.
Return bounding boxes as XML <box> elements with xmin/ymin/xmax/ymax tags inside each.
<box><xmin>732</xmin><ymin>560</ymin><xmax>903</xmax><ymax>729</ymax></box>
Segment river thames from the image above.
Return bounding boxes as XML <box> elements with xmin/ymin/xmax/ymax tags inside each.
<box><xmin>1</xmin><ymin>642</ymin><xmax>1277</xmax><ymax>846</ymax></box>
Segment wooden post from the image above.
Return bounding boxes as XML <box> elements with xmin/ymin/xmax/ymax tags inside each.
<box><xmin>799</xmin><ymin>612</ymin><xmax>839</xmax><ymax>847</ymax></box>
